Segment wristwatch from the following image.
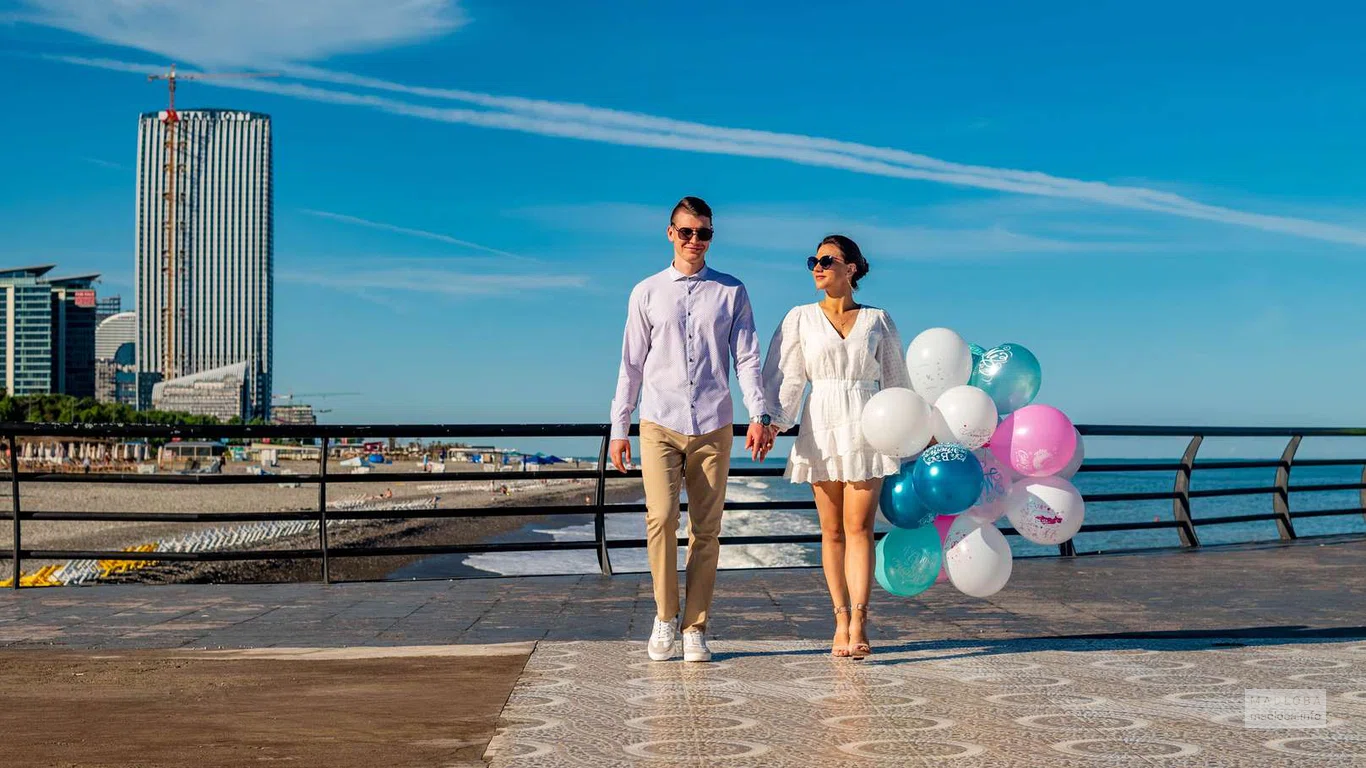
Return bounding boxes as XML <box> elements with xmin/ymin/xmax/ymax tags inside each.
<box><xmin>751</xmin><ymin>414</ymin><xmax>772</xmax><ymax>426</ymax></box>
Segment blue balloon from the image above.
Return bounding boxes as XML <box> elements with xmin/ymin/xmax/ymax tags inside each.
<box><xmin>972</xmin><ymin>343</ymin><xmax>1042</xmax><ymax>415</ymax></box>
<box><xmin>875</xmin><ymin>525</ymin><xmax>942</xmax><ymax>597</ymax></box>
<box><xmin>879</xmin><ymin>462</ymin><xmax>937</xmax><ymax>529</ymax></box>
<box><xmin>969</xmin><ymin>342</ymin><xmax>986</xmax><ymax>376</ymax></box>
<box><xmin>912</xmin><ymin>443</ymin><xmax>984</xmax><ymax>516</ymax></box>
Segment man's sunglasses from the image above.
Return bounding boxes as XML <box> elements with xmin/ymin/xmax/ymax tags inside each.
<box><xmin>673</xmin><ymin>226</ymin><xmax>714</xmax><ymax>242</ymax></box>
<box><xmin>807</xmin><ymin>255</ymin><xmax>846</xmax><ymax>271</ymax></box>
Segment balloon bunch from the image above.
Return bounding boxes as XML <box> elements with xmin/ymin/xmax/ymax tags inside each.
<box><xmin>860</xmin><ymin>329</ymin><xmax>1085</xmax><ymax>600</ymax></box>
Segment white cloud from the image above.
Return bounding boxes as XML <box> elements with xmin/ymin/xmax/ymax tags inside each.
<box><xmin>15</xmin><ymin>0</ymin><xmax>463</xmax><ymax>67</ymax></box>
<box><xmin>279</xmin><ymin>266</ymin><xmax>588</xmax><ymax>297</ymax></box>
<box><xmin>81</xmin><ymin>156</ymin><xmax>125</xmax><ymax>170</ymax></box>
<box><xmin>33</xmin><ymin>48</ymin><xmax>1366</xmax><ymax>250</ymax></box>
<box><xmin>228</xmin><ymin>75</ymin><xmax>1366</xmax><ymax>248</ymax></box>
<box><xmin>300</xmin><ymin>209</ymin><xmax>531</xmax><ymax>261</ymax></box>
<box><xmin>521</xmin><ymin>202</ymin><xmax>1164</xmax><ymax>258</ymax></box>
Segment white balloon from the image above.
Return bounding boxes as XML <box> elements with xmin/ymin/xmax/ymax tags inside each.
<box><xmin>944</xmin><ymin>516</ymin><xmax>1013</xmax><ymax>597</ymax></box>
<box><xmin>963</xmin><ymin>447</ymin><xmax>1011</xmax><ymax>523</ymax></box>
<box><xmin>860</xmin><ymin>387</ymin><xmax>933</xmax><ymax>458</ymax></box>
<box><xmin>1057</xmin><ymin>428</ymin><xmax>1085</xmax><ymax>479</ymax></box>
<box><xmin>1006</xmin><ymin>475</ymin><xmax>1086</xmax><ymax>546</ymax></box>
<box><xmin>932</xmin><ymin>385</ymin><xmax>999</xmax><ymax>449</ymax></box>
<box><xmin>905</xmin><ymin>328</ymin><xmax>973</xmax><ymax>405</ymax></box>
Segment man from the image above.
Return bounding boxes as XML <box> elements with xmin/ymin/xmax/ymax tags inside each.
<box><xmin>609</xmin><ymin>196</ymin><xmax>775</xmax><ymax>663</ymax></box>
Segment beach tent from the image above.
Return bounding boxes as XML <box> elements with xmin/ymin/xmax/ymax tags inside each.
<box><xmin>522</xmin><ymin>454</ymin><xmax>566</xmax><ymax>466</ymax></box>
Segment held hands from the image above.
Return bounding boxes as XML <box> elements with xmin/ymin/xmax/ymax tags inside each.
<box><xmin>609</xmin><ymin>439</ymin><xmax>633</xmax><ymax>473</ymax></box>
<box><xmin>746</xmin><ymin>422</ymin><xmax>781</xmax><ymax>462</ymax></box>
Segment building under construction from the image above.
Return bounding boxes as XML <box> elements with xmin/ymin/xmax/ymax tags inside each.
<box><xmin>133</xmin><ymin>107</ymin><xmax>274</xmax><ymax>419</ymax></box>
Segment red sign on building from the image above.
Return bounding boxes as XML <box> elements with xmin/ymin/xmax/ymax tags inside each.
<box><xmin>74</xmin><ymin>290</ymin><xmax>96</xmax><ymax>308</ymax></box>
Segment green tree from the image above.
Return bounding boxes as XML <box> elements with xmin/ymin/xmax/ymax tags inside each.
<box><xmin>0</xmin><ymin>393</ymin><xmax>224</xmax><ymax>426</ymax></box>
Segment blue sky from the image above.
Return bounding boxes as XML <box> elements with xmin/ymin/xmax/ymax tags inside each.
<box><xmin>1</xmin><ymin>1</ymin><xmax>1364</xmax><ymax>457</ymax></box>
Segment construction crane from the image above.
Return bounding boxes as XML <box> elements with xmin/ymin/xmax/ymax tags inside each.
<box><xmin>147</xmin><ymin>64</ymin><xmax>276</xmax><ymax>380</ymax></box>
<box><xmin>271</xmin><ymin>392</ymin><xmax>362</xmax><ymax>403</ymax></box>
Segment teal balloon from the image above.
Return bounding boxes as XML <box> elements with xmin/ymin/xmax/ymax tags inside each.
<box><xmin>912</xmin><ymin>443</ymin><xmax>984</xmax><ymax>515</ymax></box>
<box><xmin>972</xmin><ymin>343</ymin><xmax>1041</xmax><ymax>415</ymax></box>
<box><xmin>879</xmin><ymin>462</ymin><xmax>936</xmax><ymax>529</ymax></box>
<box><xmin>969</xmin><ymin>343</ymin><xmax>986</xmax><ymax>377</ymax></box>
<box><xmin>875</xmin><ymin>526</ymin><xmax>942</xmax><ymax>597</ymax></box>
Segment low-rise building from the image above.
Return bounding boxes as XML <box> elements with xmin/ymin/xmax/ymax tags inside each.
<box><xmin>150</xmin><ymin>361</ymin><xmax>248</xmax><ymax>421</ymax></box>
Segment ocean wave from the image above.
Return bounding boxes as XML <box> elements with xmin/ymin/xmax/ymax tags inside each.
<box><xmin>462</xmin><ymin>480</ymin><xmax>819</xmax><ymax>576</ymax></box>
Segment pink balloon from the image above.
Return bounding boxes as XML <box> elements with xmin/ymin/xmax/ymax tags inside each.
<box><xmin>932</xmin><ymin>514</ymin><xmax>955</xmax><ymax>583</ymax></box>
<box><xmin>988</xmin><ymin>405</ymin><xmax>1077</xmax><ymax>477</ymax></box>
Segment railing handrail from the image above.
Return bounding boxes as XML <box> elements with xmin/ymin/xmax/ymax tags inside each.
<box><xmin>3</xmin><ymin>420</ymin><xmax>1366</xmax><ymax>590</ymax></box>
<box><xmin>3</xmin><ymin>421</ymin><xmax>1366</xmax><ymax>440</ymax></box>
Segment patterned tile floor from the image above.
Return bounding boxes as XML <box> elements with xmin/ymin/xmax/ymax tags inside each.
<box><xmin>5</xmin><ymin>538</ymin><xmax>1366</xmax><ymax>764</ymax></box>
<box><xmin>486</xmin><ymin>638</ymin><xmax>1366</xmax><ymax>767</ymax></box>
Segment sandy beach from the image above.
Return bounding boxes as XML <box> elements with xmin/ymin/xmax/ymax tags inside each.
<box><xmin>2</xmin><ymin>459</ymin><xmax>643</xmax><ymax>585</ymax></box>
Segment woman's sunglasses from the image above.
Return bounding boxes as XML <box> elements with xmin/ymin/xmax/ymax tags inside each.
<box><xmin>673</xmin><ymin>226</ymin><xmax>714</xmax><ymax>242</ymax></box>
<box><xmin>807</xmin><ymin>255</ymin><xmax>846</xmax><ymax>271</ymax></box>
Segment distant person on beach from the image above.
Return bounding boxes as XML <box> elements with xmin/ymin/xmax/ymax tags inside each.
<box><xmin>760</xmin><ymin>234</ymin><xmax>907</xmax><ymax>660</ymax></box>
<box><xmin>609</xmin><ymin>196</ymin><xmax>774</xmax><ymax>663</ymax></box>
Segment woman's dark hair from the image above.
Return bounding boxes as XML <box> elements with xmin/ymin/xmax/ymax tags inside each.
<box><xmin>820</xmin><ymin>234</ymin><xmax>870</xmax><ymax>289</ymax></box>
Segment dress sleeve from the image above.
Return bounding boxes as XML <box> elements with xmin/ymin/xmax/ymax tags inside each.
<box><xmin>761</xmin><ymin>307</ymin><xmax>808</xmax><ymax>431</ymax></box>
<box><xmin>877</xmin><ymin>312</ymin><xmax>911</xmax><ymax>391</ymax></box>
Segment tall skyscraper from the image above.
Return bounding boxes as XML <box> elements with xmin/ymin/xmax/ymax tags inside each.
<box><xmin>134</xmin><ymin>109</ymin><xmax>273</xmax><ymax>419</ymax></box>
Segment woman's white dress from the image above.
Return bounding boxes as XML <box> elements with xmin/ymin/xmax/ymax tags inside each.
<box><xmin>762</xmin><ymin>303</ymin><xmax>910</xmax><ymax>484</ymax></box>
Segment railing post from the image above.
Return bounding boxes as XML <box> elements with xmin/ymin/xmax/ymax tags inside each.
<box><xmin>1272</xmin><ymin>435</ymin><xmax>1300</xmax><ymax>541</ymax></box>
<box><xmin>318</xmin><ymin>436</ymin><xmax>331</xmax><ymax>584</ymax></box>
<box><xmin>594</xmin><ymin>435</ymin><xmax>613</xmax><ymax>576</ymax></box>
<box><xmin>1360</xmin><ymin>463</ymin><xmax>1366</xmax><ymax>526</ymax></box>
<box><xmin>7</xmin><ymin>434</ymin><xmax>21</xmax><ymax>590</ymax></box>
<box><xmin>1173</xmin><ymin>435</ymin><xmax>1202</xmax><ymax>548</ymax></box>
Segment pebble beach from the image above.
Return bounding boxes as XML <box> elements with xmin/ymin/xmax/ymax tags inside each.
<box><xmin>2</xmin><ymin>459</ymin><xmax>643</xmax><ymax>585</ymax></box>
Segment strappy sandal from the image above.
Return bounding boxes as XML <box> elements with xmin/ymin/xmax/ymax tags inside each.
<box><xmin>831</xmin><ymin>606</ymin><xmax>852</xmax><ymax>658</ymax></box>
<box><xmin>849</xmin><ymin>603</ymin><xmax>872</xmax><ymax>659</ymax></box>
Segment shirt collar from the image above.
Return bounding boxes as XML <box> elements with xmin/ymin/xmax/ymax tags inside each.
<box><xmin>667</xmin><ymin>264</ymin><xmax>711</xmax><ymax>282</ymax></box>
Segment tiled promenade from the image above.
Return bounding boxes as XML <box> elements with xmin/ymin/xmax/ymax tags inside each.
<box><xmin>2</xmin><ymin>536</ymin><xmax>1365</xmax><ymax>766</ymax></box>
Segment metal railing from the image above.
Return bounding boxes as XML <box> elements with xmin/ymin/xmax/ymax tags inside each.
<box><xmin>2</xmin><ymin>422</ymin><xmax>1365</xmax><ymax>588</ymax></box>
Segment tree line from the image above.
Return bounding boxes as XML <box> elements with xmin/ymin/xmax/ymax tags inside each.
<box><xmin>0</xmin><ymin>392</ymin><xmax>264</xmax><ymax>425</ymax></box>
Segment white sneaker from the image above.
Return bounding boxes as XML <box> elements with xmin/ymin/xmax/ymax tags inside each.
<box><xmin>648</xmin><ymin>617</ymin><xmax>678</xmax><ymax>661</ymax></box>
<box><xmin>682</xmin><ymin>630</ymin><xmax>712</xmax><ymax>663</ymax></box>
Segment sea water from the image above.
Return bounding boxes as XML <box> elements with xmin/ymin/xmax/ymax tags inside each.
<box><xmin>391</xmin><ymin>459</ymin><xmax>1365</xmax><ymax>579</ymax></box>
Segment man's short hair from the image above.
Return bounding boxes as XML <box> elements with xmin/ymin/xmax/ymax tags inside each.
<box><xmin>670</xmin><ymin>196</ymin><xmax>713</xmax><ymax>223</ymax></box>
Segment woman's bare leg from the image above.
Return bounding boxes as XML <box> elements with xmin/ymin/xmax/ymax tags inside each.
<box><xmin>813</xmin><ymin>480</ymin><xmax>851</xmax><ymax>656</ymax></box>
<box><xmin>842</xmin><ymin>478</ymin><xmax>882</xmax><ymax>655</ymax></box>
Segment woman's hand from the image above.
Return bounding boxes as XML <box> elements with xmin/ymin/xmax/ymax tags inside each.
<box><xmin>745</xmin><ymin>422</ymin><xmax>771</xmax><ymax>461</ymax></box>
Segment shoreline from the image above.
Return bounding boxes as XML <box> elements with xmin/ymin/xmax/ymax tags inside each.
<box><xmin>2</xmin><ymin>459</ymin><xmax>644</xmax><ymax>586</ymax></box>
<box><xmin>151</xmin><ymin>480</ymin><xmax>644</xmax><ymax>584</ymax></box>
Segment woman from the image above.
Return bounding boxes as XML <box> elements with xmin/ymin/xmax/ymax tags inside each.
<box><xmin>761</xmin><ymin>235</ymin><xmax>909</xmax><ymax>659</ymax></box>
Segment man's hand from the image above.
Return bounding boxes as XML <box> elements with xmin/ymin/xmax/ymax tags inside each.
<box><xmin>609</xmin><ymin>439</ymin><xmax>633</xmax><ymax>473</ymax></box>
<box><xmin>746</xmin><ymin>422</ymin><xmax>778</xmax><ymax>462</ymax></box>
